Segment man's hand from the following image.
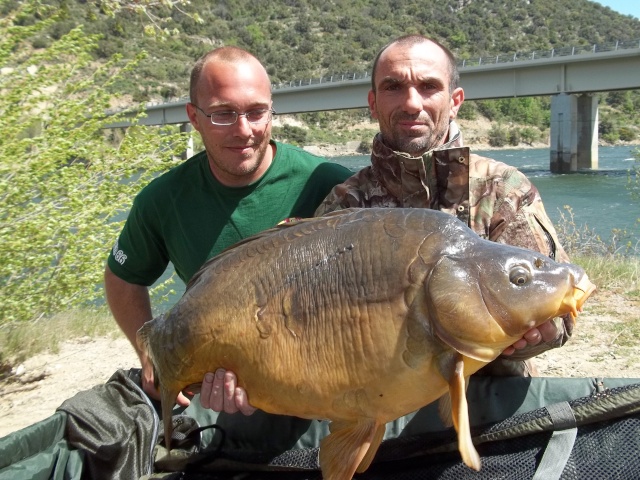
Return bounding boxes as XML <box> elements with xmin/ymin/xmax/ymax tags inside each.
<box><xmin>502</xmin><ymin>319</ymin><xmax>559</xmax><ymax>356</ymax></box>
<box><xmin>200</xmin><ymin>369</ymin><xmax>257</xmax><ymax>415</ymax></box>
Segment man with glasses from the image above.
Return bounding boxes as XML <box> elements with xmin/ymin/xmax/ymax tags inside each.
<box><xmin>104</xmin><ymin>46</ymin><xmax>351</xmax><ymax>411</ymax></box>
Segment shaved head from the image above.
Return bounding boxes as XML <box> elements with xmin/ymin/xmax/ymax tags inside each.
<box><xmin>190</xmin><ymin>46</ymin><xmax>268</xmax><ymax>104</ymax></box>
<box><xmin>372</xmin><ymin>35</ymin><xmax>459</xmax><ymax>95</ymax></box>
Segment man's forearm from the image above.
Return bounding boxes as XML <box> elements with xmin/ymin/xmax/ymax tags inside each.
<box><xmin>104</xmin><ymin>265</ymin><xmax>153</xmax><ymax>359</ymax></box>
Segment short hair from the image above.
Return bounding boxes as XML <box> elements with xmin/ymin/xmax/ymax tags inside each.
<box><xmin>189</xmin><ymin>46</ymin><xmax>265</xmax><ymax>104</ymax></box>
<box><xmin>371</xmin><ymin>35</ymin><xmax>459</xmax><ymax>95</ymax></box>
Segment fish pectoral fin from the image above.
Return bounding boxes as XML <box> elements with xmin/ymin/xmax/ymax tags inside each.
<box><xmin>438</xmin><ymin>393</ymin><xmax>453</xmax><ymax>427</ymax></box>
<box><xmin>448</xmin><ymin>355</ymin><xmax>481</xmax><ymax>471</ymax></box>
<box><xmin>160</xmin><ymin>385</ymin><xmax>180</xmax><ymax>452</ymax></box>
<box><xmin>321</xmin><ymin>419</ymin><xmax>379</xmax><ymax>479</ymax></box>
<box><xmin>355</xmin><ymin>423</ymin><xmax>385</xmax><ymax>473</ymax></box>
<box><xmin>435</xmin><ymin>351</ymin><xmax>461</xmax><ymax>429</ymax></box>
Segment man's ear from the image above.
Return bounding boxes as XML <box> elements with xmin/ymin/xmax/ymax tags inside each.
<box><xmin>368</xmin><ymin>89</ymin><xmax>378</xmax><ymax>120</ymax></box>
<box><xmin>186</xmin><ymin>103</ymin><xmax>201</xmax><ymax>131</ymax></box>
<box><xmin>450</xmin><ymin>87</ymin><xmax>465</xmax><ymax>119</ymax></box>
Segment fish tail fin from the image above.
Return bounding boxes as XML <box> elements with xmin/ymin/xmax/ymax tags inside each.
<box><xmin>160</xmin><ymin>385</ymin><xmax>179</xmax><ymax>452</ymax></box>
<box><xmin>136</xmin><ymin>318</ymin><xmax>161</xmax><ymax>391</ymax></box>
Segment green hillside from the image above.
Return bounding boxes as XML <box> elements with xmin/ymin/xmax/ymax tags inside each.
<box><xmin>7</xmin><ymin>0</ymin><xmax>640</xmax><ymax>144</ymax></box>
<box><xmin>13</xmin><ymin>0</ymin><xmax>639</xmax><ymax>92</ymax></box>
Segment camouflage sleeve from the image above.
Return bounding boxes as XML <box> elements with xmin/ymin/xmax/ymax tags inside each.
<box><xmin>482</xmin><ymin>166</ymin><xmax>569</xmax><ymax>263</ymax></box>
<box><xmin>495</xmin><ymin>195</ymin><xmax>570</xmax><ymax>263</ymax></box>
<box><xmin>314</xmin><ymin>187</ymin><xmax>347</xmax><ymax>217</ymax></box>
<box><xmin>314</xmin><ymin>170</ymin><xmax>372</xmax><ymax>217</ymax></box>
<box><xmin>485</xmin><ymin>168</ymin><xmax>573</xmax><ymax>365</ymax></box>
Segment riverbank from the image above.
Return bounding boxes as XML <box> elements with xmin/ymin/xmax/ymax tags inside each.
<box><xmin>296</xmin><ymin>117</ymin><xmax>639</xmax><ymax>157</ymax></box>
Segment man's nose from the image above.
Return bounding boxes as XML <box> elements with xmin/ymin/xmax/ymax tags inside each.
<box><xmin>402</xmin><ymin>87</ymin><xmax>423</xmax><ymax>113</ymax></box>
<box><xmin>232</xmin><ymin>115</ymin><xmax>254</xmax><ymax>136</ymax></box>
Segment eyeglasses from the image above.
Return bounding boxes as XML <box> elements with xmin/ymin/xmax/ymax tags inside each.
<box><xmin>192</xmin><ymin>104</ymin><xmax>275</xmax><ymax>126</ymax></box>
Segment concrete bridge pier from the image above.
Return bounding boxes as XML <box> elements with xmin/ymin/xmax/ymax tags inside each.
<box><xmin>549</xmin><ymin>93</ymin><xmax>599</xmax><ymax>173</ymax></box>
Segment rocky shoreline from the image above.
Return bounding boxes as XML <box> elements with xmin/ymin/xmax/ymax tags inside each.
<box><xmin>296</xmin><ymin>118</ymin><xmax>639</xmax><ymax>158</ymax></box>
<box><xmin>302</xmin><ymin>140</ymin><xmax>552</xmax><ymax>158</ymax></box>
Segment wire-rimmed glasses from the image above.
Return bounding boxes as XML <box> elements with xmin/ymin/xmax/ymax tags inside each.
<box><xmin>192</xmin><ymin>105</ymin><xmax>275</xmax><ymax>126</ymax></box>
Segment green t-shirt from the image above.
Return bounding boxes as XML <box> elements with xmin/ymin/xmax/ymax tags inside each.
<box><xmin>107</xmin><ymin>141</ymin><xmax>352</xmax><ymax>285</ymax></box>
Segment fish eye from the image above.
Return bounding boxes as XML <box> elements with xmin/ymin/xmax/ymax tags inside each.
<box><xmin>509</xmin><ymin>266</ymin><xmax>531</xmax><ymax>286</ymax></box>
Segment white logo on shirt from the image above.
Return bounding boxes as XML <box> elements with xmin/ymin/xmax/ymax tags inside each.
<box><xmin>112</xmin><ymin>240</ymin><xmax>127</xmax><ymax>265</ymax></box>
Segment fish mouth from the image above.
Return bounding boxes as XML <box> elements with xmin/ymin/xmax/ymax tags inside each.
<box><xmin>561</xmin><ymin>273</ymin><xmax>597</xmax><ymax>323</ymax></box>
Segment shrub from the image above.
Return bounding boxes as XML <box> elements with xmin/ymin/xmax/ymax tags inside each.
<box><xmin>619</xmin><ymin>127</ymin><xmax>637</xmax><ymax>142</ymax></box>
<box><xmin>356</xmin><ymin>140</ymin><xmax>371</xmax><ymax>154</ymax></box>
<box><xmin>520</xmin><ymin>127</ymin><xmax>539</xmax><ymax>145</ymax></box>
<box><xmin>488</xmin><ymin>124</ymin><xmax>508</xmax><ymax>147</ymax></box>
<box><xmin>508</xmin><ymin>128</ymin><xmax>521</xmax><ymax>146</ymax></box>
<box><xmin>457</xmin><ymin>102</ymin><xmax>477</xmax><ymax>120</ymax></box>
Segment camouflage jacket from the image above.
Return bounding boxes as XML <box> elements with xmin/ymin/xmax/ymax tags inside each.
<box><xmin>315</xmin><ymin>122</ymin><xmax>572</xmax><ymax>372</ymax></box>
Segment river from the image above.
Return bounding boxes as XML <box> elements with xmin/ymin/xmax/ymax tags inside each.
<box><xmin>330</xmin><ymin>145</ymin><xmax>640</xmax><ymax>247</ymax></box>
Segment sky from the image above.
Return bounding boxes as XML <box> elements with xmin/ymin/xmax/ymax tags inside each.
<box><xmin>593</xmin><ymin>1</ymin><xmax>640</xmax><ymax>18</ymax></box>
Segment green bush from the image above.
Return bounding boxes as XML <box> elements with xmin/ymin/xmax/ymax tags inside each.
<box><xmin>31</xmin><ymin>35</ymin><xmax>50</xmax><ymax>48</ymax></box>
<box><xmin>619</xmin><ymin>127</ymin><xmax>637</xmax><ymax>142</ymax></box>
<box><xmin>602</xmin><ymin>132</ymin><xmax>619</xmax><ymax>144</ymax></box>
<box><xmin>520</xmin><ymin>127</ymin><xmax>539</xmax><ymax>145</ymax></box>
<box><xmin>477</xmin><ymin>101</ymin><xmax>501</xmax><ymax>122</ymax></box>
<box><xmin>356</xmin><ymin>140</ymin><xmax>372</xmax><ymax>154</ymax></box>
<box><xmin>488</xmin><ymin>124</ymin><xmax>508</xmax><ymax>147</ymax></box>
<box><xmin>457</xmin><ymin>102</ymin><xmax>477</xmax><ymax>120</ymax></box>
<box><xmin>508</xmin><ymin>128</ymin><xmax>521</xmax><ymax>146</ymax></box>
<box><xmin>272</xmin><ymin>125</ymin><xmax>308</xmax><ymax>146</ymax></box>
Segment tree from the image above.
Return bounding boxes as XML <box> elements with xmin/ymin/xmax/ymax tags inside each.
<box><xmin>0</xmin><ymin>7</ymin><xmax>187</xmax><ymax>326</ymax></box>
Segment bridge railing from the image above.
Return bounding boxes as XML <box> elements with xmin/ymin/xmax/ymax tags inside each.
<box><xmin>272</xmin><ymin>71</ymin><xmax>370</xmax><ymax>90</ymax></box>
<box><xmin>460</xmin><ymin>38</ymin><xmax>640</xmax><ymax>66</ymax></box>
<box><xmin>271</xmin><ymin>38</ymin><xmax>640</xmax><ymax>89</ymax></box>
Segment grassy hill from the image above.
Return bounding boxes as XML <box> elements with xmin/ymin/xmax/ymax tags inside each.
<box><xmin>11</xmin><ymin>0</ymin><xmax>640</xmax><ymax>144</ymax></box>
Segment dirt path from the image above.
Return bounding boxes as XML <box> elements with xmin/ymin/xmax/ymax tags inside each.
<box><xmin>1</xmin><ymin>290</ymin><xmax>639</xmax><ymax>439</ymax></box>
<box><xmin>0</xmin><ymin>336</ymin><xmax>139</xmax><ymax>438</ymax></box>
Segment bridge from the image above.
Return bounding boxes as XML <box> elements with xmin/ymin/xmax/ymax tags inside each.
<box><xmin>110</xmin><ymin>39</ymin><xmax>640</xmax><ymax>173</ymax></box>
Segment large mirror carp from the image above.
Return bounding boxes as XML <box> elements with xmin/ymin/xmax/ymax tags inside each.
<box><xmin>138</xmin><ymin>208</ymin><xmax>595</xmax><ymax>479</ymax></box>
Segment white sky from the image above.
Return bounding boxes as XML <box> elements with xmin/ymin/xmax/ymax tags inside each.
<box><xmin>593</xmin><ymin>0</ymin><xmax>640</xmax><ymax>18</ymax></box>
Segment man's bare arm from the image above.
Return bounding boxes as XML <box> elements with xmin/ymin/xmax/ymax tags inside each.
<box><xmin>104</xmin><ymin>265</ymin><xmax>189</xmax><ymax>406</ymax></box>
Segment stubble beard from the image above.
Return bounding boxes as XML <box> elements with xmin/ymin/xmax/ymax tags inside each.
<box><xmin>235</xmin><ymin>136</ymin><xmax>270</xmax><ymax>176</ymax></box>
<box><xmin>210</xmin><ymin>132</ymin><xmax>271</xmax><ymax>181</ymax></box>
<box><xmin>385</xmin><ymin>113</ymin><xmax>450</xmax><ymax>156</ymax></box>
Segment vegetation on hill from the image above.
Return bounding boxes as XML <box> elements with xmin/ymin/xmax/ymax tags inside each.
<box><xmin>7</xmin><ymin>0</ymin><xmax>640</xmax><ymax>144</ymax></box>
